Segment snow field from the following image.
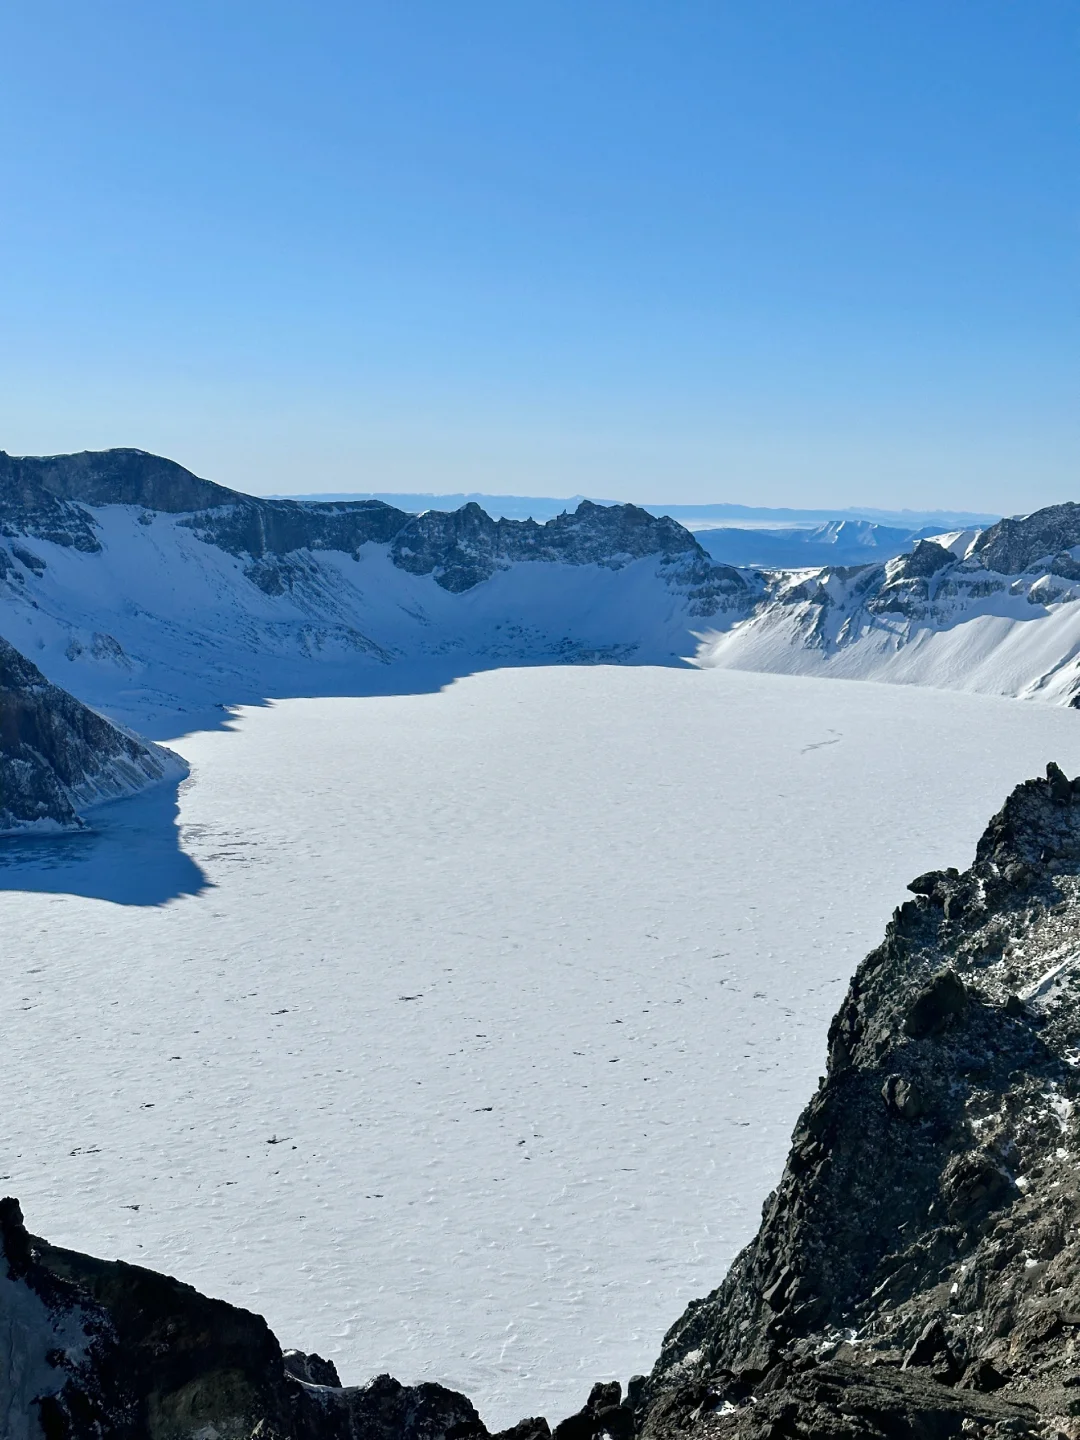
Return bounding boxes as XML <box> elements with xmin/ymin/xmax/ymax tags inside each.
<box><xmin>4</xmin><ymin>665</ymin><xmax>1080</xmax><ymax>1427</ymax></box>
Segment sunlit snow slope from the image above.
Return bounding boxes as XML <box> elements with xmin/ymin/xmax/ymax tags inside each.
<box><xmin>5</xmin><ymin>667</ymin><xmax>1080</xmax><ymax>1428</ymax></box>
<box><xmin>697</xmin><ymin>510</ymin><xmax>1080</xmax><ymax>704</ymax></box>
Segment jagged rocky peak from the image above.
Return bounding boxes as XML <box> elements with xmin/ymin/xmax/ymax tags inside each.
<box><xmin>0</xmin><ymin>633</ymin><xmax>183</xmax><ymax>831</ymax></box>
<box><xmin>638</xmin><ymin>762</ymin><xmax>1080</xmax><ymax>1439</ymax></box>
<box><xmin>0</xmin><ymin>447</ymin><xmax>735</xmax><ymax>597</ymax></box>
<box><xmin>387</xmin><ymin>497</ymin><xmax>710</xmax><ymax>593</ymax></box>
<box><xmin>969</xmin><ymin>503</ymin><xmax>1080</xmax><ymax>577</ymax></box>
<box><xmin>887</xmin><ymin>537</ymin><xmax>955</xmax><ymax>580</ymax></box>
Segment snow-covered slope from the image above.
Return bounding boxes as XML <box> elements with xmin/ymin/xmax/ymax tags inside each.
<box><xmin>0</xmin><ymin>634</ymin><xmax>185</xmax><ymax>833</ymax></box>
<box><xmin>0</xmin><ymin>449</ymin><xmax>754</xmax><ymax>732</ymax></box>
<box><xmin>698</xmin><ymin>505</ymin><xmax>1080</xmax><ymax>705</ymax></box>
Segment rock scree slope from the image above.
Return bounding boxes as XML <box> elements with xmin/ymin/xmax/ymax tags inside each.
<box><xmin>13</xmin><ymin>767</ymin><xmax>1080</xmax><ymax>1435</ymax></box>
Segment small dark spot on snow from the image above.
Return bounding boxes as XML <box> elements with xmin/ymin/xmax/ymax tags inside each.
<box><xmin>476</xmin><ymin>1106</ymin><xmax>493</xmax><ymax>1112</ymax></box>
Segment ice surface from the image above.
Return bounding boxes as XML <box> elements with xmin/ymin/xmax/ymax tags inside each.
<box><xmin>4</xmin><ymin>666</ymin><xmax>1080</xmax><ymax>1428</ymax></box>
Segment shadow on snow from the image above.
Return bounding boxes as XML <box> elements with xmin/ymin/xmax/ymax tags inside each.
<box><xmin>2</xmin><ymin>649</ymin><xmax>699</xmax><ymax>908</ymax></box>
<box><xmin>0</xmin><ymin>776</ymin><xmax>210</xmax><ymax>908</ymax></box>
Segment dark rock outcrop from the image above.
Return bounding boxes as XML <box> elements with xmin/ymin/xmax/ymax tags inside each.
<box><xmin>1</xmin><ymin>1195</ymin><xmax>489</xmax><ymax>1439</ymax></box>
<box><xmin>0</xmin><ymin>634</ymin><xmax>182</xmax><ymax>830</ymax></box>
<box><xmin>970</xmin><ymin>503</ymin><xmax>1080</xmax><ymax>576</ymax></box>
<box><xmin>635</xmin><ymin>764</ymin><xmax>1080</xmax><ymax>1437</ymax></box>
<box><xmin>0</xmin><ymin>447</ymin><xmax>234</xmax><ymax>515</ymax></box>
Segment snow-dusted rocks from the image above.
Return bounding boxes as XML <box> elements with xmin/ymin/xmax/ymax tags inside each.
<box><xmin>635</xmin><ymin>764</ymin><xmax>1080</xmax><ymax>1438</ymax></box>
<box><xmin>0</xmin><ymin>634</ymin><xmax>184</xmax><ymax>832</ymax></box>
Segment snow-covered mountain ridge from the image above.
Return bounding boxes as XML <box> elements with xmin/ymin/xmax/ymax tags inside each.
<box><xmin>699</xmin><ymin>504</ymin><xmax>1080</xmax><ymax>706</ymax></box>
<box><xmin>0</xmin><ymin>448</ymin><xmax>755</xmax><ymax>731</ymax></box>
<box><xmin>4</xmin><ymin>447</ymin><xmax>1080</xmax><ymax>725</ymax></box>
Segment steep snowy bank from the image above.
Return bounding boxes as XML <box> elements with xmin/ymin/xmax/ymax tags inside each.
<box><xmin>0</xmin><ymin>448</ymin><xmax>752</xmax><ymax>733</ymax></box>
<box><xmin>5</xmin><ymin>447</ymin><xmax>1080</xmax><ymax>719</ymax></box>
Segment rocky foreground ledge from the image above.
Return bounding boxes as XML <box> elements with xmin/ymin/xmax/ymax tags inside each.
<box><xmin>11</xmin><ymin>766</ymin><xmax>1080</xmax><ymax>1438</ymax></box>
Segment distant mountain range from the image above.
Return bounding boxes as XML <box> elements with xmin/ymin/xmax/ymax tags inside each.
<box><xmin>274</xmin><ymin>489</ymin><xmax>998</xmax><ymax>531</ymax></box>
<box><xmin>691</xmin><ymin>518</ymin><xmax>946</xmax><ymax>569</ymax></box>
<box><xmin>2</xmin><ymin>446</ymin><xmax>1080</xmax><ymax>830</ymax></box>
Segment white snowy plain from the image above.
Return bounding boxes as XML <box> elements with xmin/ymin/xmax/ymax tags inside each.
<box><xmin>5</xmin><ymin>665</ymin><xmax>1080</xmax><ymax>1429</ymax></box>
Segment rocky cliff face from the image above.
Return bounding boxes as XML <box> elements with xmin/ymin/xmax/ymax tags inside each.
<box><xmin>0</xmin><ymin>448</ymin><xmax>749</xmax><ymax>606</ymax></box>
<box><xmin>0</xmin><ymin>635</ymin><xmax>183</xmax><ymax>831</ymax></box>
<box><xmin>0</xmin><ymin>1195</ymin><xmax>492</xmax><ymax>1440</ymax></box>
<box><xmin>637</xmin><ymin>764</ymin><xmax>1080</xmax><ymax>1439</ymax></box>
<box><xmin>13</xmin><ymin>769</ymin><xmax>1080</xmax><ymax>1436</ymax></box>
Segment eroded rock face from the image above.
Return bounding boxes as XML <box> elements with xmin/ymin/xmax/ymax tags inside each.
<box><xmin>637</xmin><ymin>764</ymin><xmax>1080</xmax><ymax>1438</ymax></box>
<box><xmin>971</xmin><ymin>504</ymin><xmax>1080</xmax><ymax>577</ymax></box>
<box><xmin>0</xmin><ymin>635</ymin><xmax>183</xmax><ymax>831</ymax></box>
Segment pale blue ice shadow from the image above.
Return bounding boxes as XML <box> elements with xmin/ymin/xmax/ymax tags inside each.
<box><xmin>0</xmin><ymin>779</ymin><xmax>209</xmax><ymax>906</ymax></box>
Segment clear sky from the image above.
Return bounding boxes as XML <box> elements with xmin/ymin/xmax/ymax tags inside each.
<box><xmin>1</xmin><ymin>2</ymin><xmax>1077</xmax><ymax>510</ymax></box>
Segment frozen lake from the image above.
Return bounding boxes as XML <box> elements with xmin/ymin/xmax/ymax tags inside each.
<box><xmin>4</xmin><ymin>665</ymin><xmax>1080</xmax><ymax>1428</ymax></box>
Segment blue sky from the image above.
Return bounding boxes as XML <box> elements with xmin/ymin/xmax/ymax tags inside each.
<box><xmin>1</xmin><ymin>1</ymin><xmax>1076</xmax><ymax>510</ymax></box>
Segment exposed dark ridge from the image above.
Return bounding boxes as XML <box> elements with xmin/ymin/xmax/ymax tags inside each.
<box><xmin>889</xmin><ymin>537</ymin><xmax>955</xmax><ymax>580</ymax></box>
<box><xmin>0</xmin><ymin>447</ymin><xmax>235</xmax><ymax>513</ymax></box>
<box><xmin>636</xmin><ymin>762</ymin><xmax>1080</xmax><ymax>1438</ymax></box>
<box><xmin>0</xmin><ymin>448</ymin><xmax>738</xmax><ymax>597</ymax></box>
<box><xmin>388</xmin><ymin>498</ymin><xmax>708</xmax><ymax>593</ymax></box>
<box><xmin>0</xmin><ymin>633</ymin><xmax>181</xmax><ymax>829</ymax></box>
<box><xmin>970</xmin><ymin>501</ymin><xmax>1080</xmax><ymax>575</ymax></box>
<box><xmin>1</xmin><ymin>1195</ymin><xmax>490</xmax><ymax>1440</ymax></box>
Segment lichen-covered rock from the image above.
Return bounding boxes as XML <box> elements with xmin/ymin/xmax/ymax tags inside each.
<box><xmin>0</xmin><ymin>634</ymin><xmax>183</xmax><ymax>831</ymax></box>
